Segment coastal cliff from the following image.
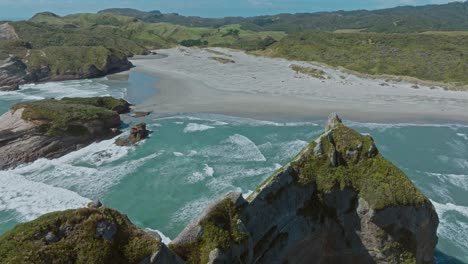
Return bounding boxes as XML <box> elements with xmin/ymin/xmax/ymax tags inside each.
<box><xmin>0</xmin><ymin>97</ymin><xmax>131</xmax><ymax>170</ymax></box>
<box><xmin>0</xmin><ymin>21</ymin><xmax>137</xmax><ymax>89</ymax></box>
<box><xmin>0</xmin><ymin>114</ymin><xmax>439</xmax><ymax>264</ymax></box>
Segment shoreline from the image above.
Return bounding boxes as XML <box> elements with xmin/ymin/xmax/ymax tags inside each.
<box><xmin>130</xmin><ymin>47</ymin><xmax>468</xmax><ymax>125</ymax></box>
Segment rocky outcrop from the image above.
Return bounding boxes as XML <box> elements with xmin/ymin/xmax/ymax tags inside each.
<box><xmin>0</xmin><ymin>23</ymin><xmax>19</xmax><ymax>41</ymax></box>
<box><xmin>0</xmin><ymin>114</ymin><xmax>439</xmax><ymax>264</ymax></box>
<box><xmin>0</xmin><ymin>21</ymin><xmax>135</xmax><ymax>88</ymax></box>
<box><xmin>0</xmin><ymin>56</ymin><xmax>29</xmax><ymax>91</ymax></box>
<box><xmin>116</xmin><ymin>123</ymin><xmax>150</xmax><ymax>146</ymax></box>
<box><xmin>0</xmin><ymin>207</ymin><xmax>183</xmax><ymax>264</ymax></box>
<box><xmin>168</xmin><ymin>114</ymin><xmax>439</xmax><ymax>264</ymax></box>
<box><xmin>0</xmin><ymin>97</ymin><xmax>130</xmax><ymax>170</ymax></box>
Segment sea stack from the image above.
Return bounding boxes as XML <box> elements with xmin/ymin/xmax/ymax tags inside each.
<box><xmin>0</xmin><ymin>114</ymin><xmax>439</xmax><ymax>264</ymax></box>
<box><xmin>169</xmin><ymin>113</ymin><xmax>439</xmax><ymax>264</ymax></box>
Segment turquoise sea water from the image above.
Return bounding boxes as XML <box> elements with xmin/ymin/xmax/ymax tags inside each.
<box><xmin>0</xmin><ymin>71</ymin><xmax>467</xmax><ymax>263</ymax></box>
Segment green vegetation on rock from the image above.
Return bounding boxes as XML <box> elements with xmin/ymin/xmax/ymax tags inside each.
<box><xmin>170</xmin><ymin>199</ymin><xmax>248</xmax><ymax>264</ymax></box>
<box><xmin>290</xmin><ymin>64</ymin><xmax>327</xmax><ymax>79</ymax></box>
<box><xmin>12</xmin><ymin>97</ymin><xmax>125</xmax><ymax>136</ymax></box>
<box><xmin>210</xmin><ymin>57</ymin><xmax>235</xmax><ymax>64</ymax></box>
<box><xmin>61</xmin><ymin>96</ymin><xmax>130</xmax><ymax>113</ymax></box>
<box><xmin>0</xmin><ymin>208</ymin><xmax>158</xmax><ymax>264</ymax></box>
<box><xmin>290</xmin><ymin>122</ymin><xmax>428</xmax><ymax>210</ymax></box>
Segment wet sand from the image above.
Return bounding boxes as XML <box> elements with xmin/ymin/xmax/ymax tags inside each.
<box><xmin>130</xmin><ymin>47</ymin><xmax>468</xmax><ymax>124</ymax></box>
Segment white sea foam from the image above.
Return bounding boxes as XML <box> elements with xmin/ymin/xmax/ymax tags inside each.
<box><xmin>242</xmin><ymin>190</ymin><xmax>254</xmax><ymax>199</ymax></box>
<box><xmin>187</xmin><ymin>164</ymin><xmax>214</xmax><ymax>183</ymax></box>
<box><xmin>0</xmin><ymin>172</ymin><xmax>89</xmax><ymax>222</ymax></box>
<box><xmin>279</xmin><ymin>140</ymin><xmax>309</xmax><ymax>159</ymax></box>
<box><xmin>187</xmin><ymin>150</ymin><xmax>198</xmax><ymax>156</ymax></box>
<box><xmin>172</xmin><ymin>197</ymin><xmax>212</xmax><ymax>224</ymax></box>
<box><xmin>432</xmin><ymin>201</ymin><xmax>468</xmax><ymax>253</ymax></box>
<box><xmin>154</xmin><ymin>114</ymin><xmax>319</xmax><ymax>128</ymax></box>
<box><xmin>347</xmin><ymin>120</ymin><xmax>468</xmax><ymax>131</ymax></box>
<box><xmin>9</xmin><ymin>138</ymin><xmax>162</xmax><ymax>198</ymax></box>
<box><xmin>183</xmin><ymin>123</ymin><xmax>215</xmax><ymax>133</ymax></box>
<box><xmin>206</xmin><ymin>165</ymin><xmax>277</xmax><ymax>192</ymax></box>
<box><xmin>188</xmin><ymin>172</ymin><xmax>205</xmax><ymax>183</ymax></box>
<box><xmin>145</xmin><ymin>228</ymin><xmax>172</xmax><ymax>244</ymax></box>
<box><xmin>173</xmin><ymin>152</ymin><xmax>184</xmax><ymax>157</ymax></box>
<box><xmin>203</xmin><ymin>164</ymin><xmax>214</xmax><ymax>177</ymax></box>
<box><xmin>447</xmin><ymin>139</ymin><xmax>467</xmax><ymax>156</ymax></box>
<box><xmin>456</xmin><ymin>133</ymin><xmax>468</xmax><ymax>141</ymax></box>
<box><xmin>437</xmin><ymin>156</ymin><xmax>468</xmax><ymax>170</ymax></box>
<box><xmin>24</xmin><ymin>79</ymin><xmax>126</xmax><ymax>99</ymax></box>
<box><xmin>201</xmin><ymin>134</ymin><xmax>266</xmax><ymax>162</ymax></box>
<box><xmin>427</xmin><ymin>172</ymin><xmax>468</xmax><ymax>191</ymax></box>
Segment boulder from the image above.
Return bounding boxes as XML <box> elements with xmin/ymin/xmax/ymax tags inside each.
<box><xmin>116</xmin><ymin>123</ymin><xmax>150</xmax><ymax>146</ymax></box>
<box><xmin>87</xmin><ymin>200</ymin><xmax>103</xmax><ymax>209</ymax></box>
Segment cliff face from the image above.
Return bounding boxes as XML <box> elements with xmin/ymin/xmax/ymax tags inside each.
<box><xmin>169</xmin><ymin>114</ymin><xmax>439</xmax><ymax>264</ymax></box>
<box><xmin>0</xmin><ymin>114</ymin><xmax>439</xmax><ymax>264</ymax></box>
<box><xmin>0</xmin><ymin>22</ymin><xmax>135</xmax><ymax>89</ymax></box>
<box><xmin>0</xmin><ymin>97</ymin><xmax>130</xmax><ymax>170</ymax></box>
<box><xmin>0</xmin><ymin>56</ymin><xmax>29</xmax><ymax>91</ymax></box>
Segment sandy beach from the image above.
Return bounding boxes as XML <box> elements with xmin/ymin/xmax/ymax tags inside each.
<box><xmin>130</xmin><ymin>47</ymin><xmax>468</xmax><ymax>123</ymax></box>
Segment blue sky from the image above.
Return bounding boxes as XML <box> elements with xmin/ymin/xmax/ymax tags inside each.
<box><xmin>0</xmin><ymin>0</ymin><xmax>459</xmax><ymax>20</ymax></box>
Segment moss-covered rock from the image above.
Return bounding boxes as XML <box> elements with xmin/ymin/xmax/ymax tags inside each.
<box><xmin>290</xmin><ymin>117</ymin><xmax>428</xmax><ymax>210</ymax></box>
<box><xmin>191</xmin><ymin>113</ymin><xmax>438</xmax><ymax>264</ymax></box>
<box><xmin>0</xmin><ymin>208</ymin><xmax>158</xmax><ymax>264</ymax></box>
<box><xmin>170</xmin><ymin>196</ymin><xmax>249</xmax><ymax>264</ymax></box>
<box><xmin>0</xmin><ymin>97</ymin><xmax>128</xmax><ymax>169</ymax></box>
<box><xmin>12</xmin><ymin>97</ymin><xmax>127</xmax><ymax>136</ymax></box>
<box><xmin>61</xmin><ymin>96</ymin><xmax>131</xmax><ymax>114</ymax></box>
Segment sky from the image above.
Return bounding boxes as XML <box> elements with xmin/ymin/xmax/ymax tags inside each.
<box><xmin>0</xmin><ymin>0</ymin><xmax>460</xmax><ymax>20</ymax></box>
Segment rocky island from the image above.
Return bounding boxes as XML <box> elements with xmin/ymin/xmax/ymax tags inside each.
<box><xmin>0</xmin><ymin>97</ymin><xmax>131</xmax><ymax>170</ymax></box>
<box><xmin>0</xmin><ymin>114</ymin><xmax>439</xmax><ymax>264</ymax></box>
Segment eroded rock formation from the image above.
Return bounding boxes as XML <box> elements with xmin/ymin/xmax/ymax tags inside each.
<box><xmin>0</xmin><ymin>97</ymin><xmax>130</xmax><ymax>169</ymax></box>
<box><xmin>0</xmin><ymin>114</ymin><xmax>439</xmax><ymax>264</ymax></box>
<box><xmin>169</xmin><ymin>114</ymin><xmax>439</xmax><ymax>264</ymax></box>
<box><xmin>115</xmin><ymin>123</ymin><xmax>150</xmax><ymax>146</ymax></box>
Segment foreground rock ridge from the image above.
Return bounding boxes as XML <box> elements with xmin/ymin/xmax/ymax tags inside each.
<box><xmin>0</xmin><ymin>97</ymin><xmax>131</xmax><ymax>170</ymax></box>
<box><xmin>0</xmin><ymin>114</ymin><xmax>439</xmax><ymax>264</ymax></box>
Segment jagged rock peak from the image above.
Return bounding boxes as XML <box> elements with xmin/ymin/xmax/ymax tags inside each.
<box><xmin>167</xmin><ymin>118</ymin><xmax>438</xmax><ymax>264</ymax></box>
<box><xmin>325</xmin><ymin>112</ymin><xmax>342</xmax><ymax>131</ymax></box>
<box><xmin>0</xmin><ymin>116</ymin><xmax>439</xmax><ymax>264</ymax></box>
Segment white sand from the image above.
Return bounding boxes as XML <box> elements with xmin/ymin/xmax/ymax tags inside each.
<box><xmin>131</xmin><ymin>47</ymin><xmax>468</xmax><ymax>123</ymax></box>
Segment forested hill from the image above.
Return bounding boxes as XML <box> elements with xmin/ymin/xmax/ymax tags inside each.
<box><xmin>99</xmin><ymin>1</ymin><xmax>468</xmax><ymax>33</ymax></box>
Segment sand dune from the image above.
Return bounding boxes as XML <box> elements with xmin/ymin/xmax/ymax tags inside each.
<box><xmin>131</xmin><ymin>47</ymin><xmax>468</xmax><ymax>123</ymax></box>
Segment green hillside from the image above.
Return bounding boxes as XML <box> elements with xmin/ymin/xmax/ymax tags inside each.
<box><xmin>261</xmin><ymin>32</ymin><xmax>468</xmax><ymax>87</ymax></box>
<box><xmin>1</xmin><ymin>5</ymin><xmax>468</xmax><ymax>88</ymax></box>
<box><xmin>99</xmin><ymin>1</ymin><xmax>468</xmax><ymax>33</ymax></box>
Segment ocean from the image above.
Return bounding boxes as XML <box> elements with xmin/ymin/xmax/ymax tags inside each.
<box><xmin>0</xmin><ymin>70</ymin><xmax>466</xmax><ymax>263</ymax></box>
